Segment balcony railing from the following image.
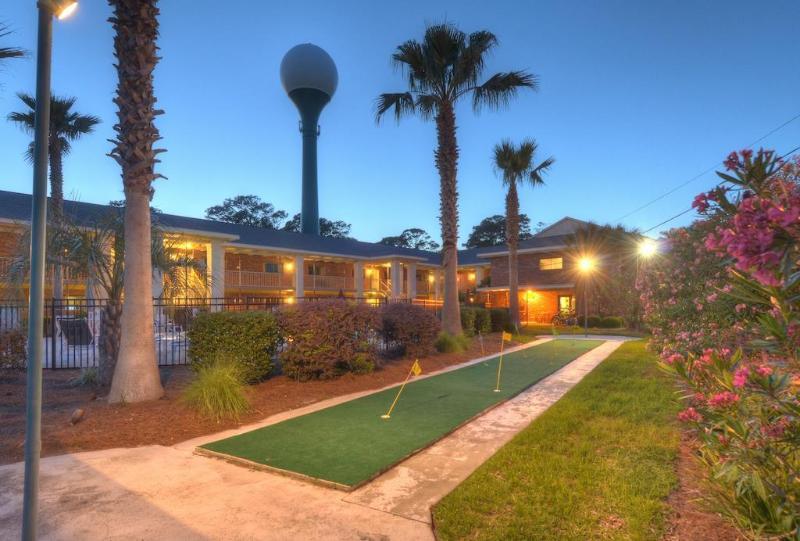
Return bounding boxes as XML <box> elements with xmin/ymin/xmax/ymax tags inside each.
<box><xmin>305</xmin><ymin>274</ymin><xmax>354</xmax><ymax>291</ymax></box>
<box><xmin>225</xmin><ymin>270</ymin><xmax>292</xmax><ymax>289</ymax></box>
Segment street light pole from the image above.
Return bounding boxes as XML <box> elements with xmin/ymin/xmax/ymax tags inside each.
<box><xmin>21</xmin><ymin>5</ymin><xmax>53</xmax><ymax>539</ymax></box>
<box><xmin>584</xmin><ymin>273</ymin><xmax>589</xmax><ymax>338</ymax></box>
<box><xmin>22</xmin><ymin>2</ymin><xmax>77</xmax><ymax>538</ymax></box>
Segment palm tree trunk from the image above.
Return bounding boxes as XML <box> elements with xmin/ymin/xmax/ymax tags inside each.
<box><xmin>435</xmin><ymin>101</ymin><xmax>462</xmax><ymax>336</ymax></box>
<box><xmin>49</xmin><ymin>136</ymin><xmax>64</xmax><ymax>300</ymax></box>
<box><xmin>506</xmin><ymin>182</ymin><xmax>520</xmax><ymax>329</ymax></box>
<box><xmin>107</xmin><ymin>0</ymin><xmax>164</xmax><ymax>403</ymax></box>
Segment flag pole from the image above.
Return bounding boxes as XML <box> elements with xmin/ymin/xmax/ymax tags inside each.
<box><xmin>382</xmin><ymin>361</ymin><xmax>418</xmax><ymax>419</ymax></box>
<box><xmin>494</xmin><ymin>333</ymin><xmax>507</xmax><ymax>392</ymax></box>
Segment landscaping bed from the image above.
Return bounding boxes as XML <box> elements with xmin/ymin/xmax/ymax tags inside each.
<box><xmin>0</xmin><ymin>332</ymin><xmax>510</xmax><ymax>465</ymax></box>
<box><xmin>432</xmin><ymin>340</ymin><xmax>739</xmax><ymax>541</ymax></box>
<box><xmin>200</xmin><ymin>339</ymin><xmax>601</xmax><ymax>489</ymax></box>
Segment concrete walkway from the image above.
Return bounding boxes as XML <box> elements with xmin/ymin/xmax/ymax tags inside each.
<box><xmin>0</xmin><ymin>337</ymin><xmax>630</xmax><ymax>541</ymax></box>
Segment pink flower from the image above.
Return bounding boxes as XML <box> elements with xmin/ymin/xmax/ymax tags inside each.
<box><xmin>732</xmin><ymin>366</ymin><xmax>749</xmax><ymax>388</ymax></box>
<box><xmin>664</xmin><ymin>353</ymin><xmax>684</xmax><ymax>365</ymax></box>
<box><xmin>755</xmin><ymin>365</ymin><xmax>773</xmax><ymax>377</ymax></box>
<box><xmin>678</xmin><ymin>407</ymin><xmax>702</xmax><ymax>423</ymax></box>
<box><xmin>708</xmin><ymin>391</ymin><xmax>740</xmax><ymax>409</ymax></box>
<box><xmin>735</xmin><ymin>303</ymin><xmax>747</xmax><ymax>313</ymax></box>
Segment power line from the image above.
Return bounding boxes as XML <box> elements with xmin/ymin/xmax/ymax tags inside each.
<box><xmin>641</xmin><ymin>143</ymin><xmax>800</xmax><ymax>234</ymax></box>
<box><xmin>615</xmin><ymin>111</ymin><xmax>800</xmax><ymax>222</ymax></box>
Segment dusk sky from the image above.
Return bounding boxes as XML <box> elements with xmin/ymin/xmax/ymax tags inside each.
<box><xmin>1</xmin><ymin>1</ymin><xmax>798</xmax><ymax>243</ymax></box>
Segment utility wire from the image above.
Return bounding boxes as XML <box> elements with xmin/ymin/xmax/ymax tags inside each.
<box><xmin>641</xmin><ymin>144</ymin><xmax>800</xmax><ymax>234</ymax></box>
<box><xmin>615</xmin><ymin>111</ymin><xmax>800</xmax><ymax>222</ymax></box>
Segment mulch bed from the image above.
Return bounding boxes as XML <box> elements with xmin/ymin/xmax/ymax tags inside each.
<box><xmin>0</xmin><ymin>333</ymin><xmax>511</xmax><ymax>465</ymax></box>
<box><xmin>664</xmin><ymin>432</ymin><xmax>743</xmax><ymax>541</ymax></box>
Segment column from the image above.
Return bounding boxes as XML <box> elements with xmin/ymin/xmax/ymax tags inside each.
<box><xmin>151</xmin><ymin>269</ymin><xmax>164</xmax><ymax>299</ymax></box>
<box><xmin>390</xmin><ymin>259</ymin><xmax>402</xmax><ymax>299</ymax></box>
<box><xmin>354</xmin><ymin>261</ymin><xmax>364</xmax><ymax>298</ymax></box>
<box><xmin>207</xmin><ymin>241</ymin><xmax>226</xmax><ymax>301</ymax></box>
<box><xmin>474</xmin><ymin>266</ymin><xmax>484</xmax><ymax>287</ymax></box>
<box><xmin>407</xmin><ymin>262</ymin><xmax>417</xmax><ymax>300</ymax></box>
<box><xmin>294</xmin><ymin>255</ymin><xmax>304</xmax><ymax>301</ymax></box>
<box><xmin>434</xmin><ymin>269</ymin><xmax>442</xmax><ymax>300</ymax></box>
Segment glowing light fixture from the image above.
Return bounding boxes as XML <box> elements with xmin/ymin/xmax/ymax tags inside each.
<box><xmin>638</xmin><ymin>239</ymin><xmax>657</xmax><ymax>258</ymax></box>
<box><xmin>284</xmin><ymin>261</ymin><xmax>294</xmax><ymax>272</ymax></box>
<box><xmin>468</xmin><ymin>272</ymin><xmax>476</xmax><ymax>281</ymax></box>
<box><xmin>427</xmin><ymin>273</ymin><xmax>435</xmax><ymax>283</ymax></box>
<box><xmin>578</xmin><ymin>257</ymin><xmax>595</xmax><ymax>273</ymax></box>
<box><xmin>55</xmin><ymin>1</ymin><xmax>78</xmax><ymax>19</ymax></box>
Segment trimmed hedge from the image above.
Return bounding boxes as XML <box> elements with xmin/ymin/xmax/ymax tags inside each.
<box><xmin>381</xmin><ymin>303</ymin><xmax>440</xmax><ymax>359</ymax></box>
<box><xmin>0</xmin><ymin>329</ymin><xmax>26</xmax><ymax>369</ymax></box>
<box><xmin>461</xmin><ymin>306</ymin><xmax>492</xmax><ymax>336</ymax></box>
<box><xmin>474</xmin><ymin>308</ymin><xmax>492</xmax><ymax>335</ymax></box>
<box><xmin>490</xmin><ymin>308</ymin><xmax>514</xmax><ymax>333</ymax></box>
<box><xmin>278</xmin><ymin>300</ymin><xmax>379</xmax><ymax>381</ymax></box>
<box><xmin>188</xmin><ymin>311</ymin><xmax>280</xmax><ymax>383</ymax></box>
<box><xmin>460</xmin><ymin>307</ymin><xmax>477</xmax><ymax>336</ymax></box>
<box><xmin>576</xmin><ymin>315</ymin><xmax>603</xmax><ymax>328</ymax></box>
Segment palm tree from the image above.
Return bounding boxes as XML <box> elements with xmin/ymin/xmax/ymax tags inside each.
<box><xmin>376</xmin><ymin>23</ymin><xmax>537</xmax><ymax>335</ymax></box>
<box><xmin>493</xmin><ymin>139</ymin><xmax>554</xmax><ymax>329</ymax></box>
<box><xmin>8</xmin><ymin>93</ymin><xmax>100</xmax><ymax>298</ymax></box>
<box><xmin>0</xmin><ymin>23</ymin><xmax>24</xmax><ymax>65</ymax></box>
<box><xmin>107</xmin><ymin>0</ymin><xmax>165</xmax><ymax>403</ymax></box>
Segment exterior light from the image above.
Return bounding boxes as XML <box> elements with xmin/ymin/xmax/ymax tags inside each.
<box><xmin>427</xmin><ymin>273</ymin><xmax>435</xmax><ymax>283</ymax></box>
<box><xmin>468</xmin><ymin>272</ymin><xmax>476</xmax><ymax>281</ymax></box>
<box><xmin>55</xmin><ymin>1</ymin><xmax>78</xmax><ymax>19</ymax></box>
<box><xmin>365</xmin><ymin>268</ymin><xmax>373</xmax><ymax>276</ymax></box>
<box><xmin>286</xmin><ymin>296</ymin><xmax>295</xmax><ymax>304</ymax></box>
<box><xmin>578</xmin><ymin>257</ymin><xmax>595</xmax><ymax>272</ymax></box>
<box><xmin>284</xmin><ymin>261</ymin><xmax>294</xmax><ymax>272</ymax></box>
<box><xmin>638</xmin><ymin>239</ymin><xmax>657</xmax><ymax>258</ymax></box>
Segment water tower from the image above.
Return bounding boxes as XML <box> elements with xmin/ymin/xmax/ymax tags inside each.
<box><xmin>280</xmin><ymin>44</ymin><xmax>338</xmax><ymax>236</ymax></box>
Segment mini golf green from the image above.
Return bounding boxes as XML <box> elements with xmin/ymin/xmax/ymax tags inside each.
<box><xmin>200</xmin><ymin>339</ymin><xmax>602</xmax><ymax>489</ymax></box>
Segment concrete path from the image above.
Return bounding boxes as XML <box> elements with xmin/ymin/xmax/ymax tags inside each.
<box><xmin>0</xmin><ymin>337</ymin><xmax>630</xmax><ymax>541</ymax></box>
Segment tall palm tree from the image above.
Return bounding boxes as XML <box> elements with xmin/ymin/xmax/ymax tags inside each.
<box><xmin>8</xmin><ymin>93</ymin><xmax>100</xmax><ymax>298</ymax></box>
<box><xmin>0</xmin><ymin>23</ymin><xmax>24</xmax><ymax>65</ymax></box>
<box><xmin>376</xmin><ymin>23</ymin><xmax>538</xmax><ymax>336</ymax></box>
<box><xmin>493</xmin><ymin>139</ymin><xmax>554</xmax><ymax>329</ymax></box>
<box><xmin>107</xmin><ymin>0</ymin><xmax>165</xmax><ymax>403</ymax></box>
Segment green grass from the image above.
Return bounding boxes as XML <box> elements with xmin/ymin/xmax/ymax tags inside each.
<box><xmin>433</xmin><ymin>340</ymin><xmax>680</xmax><ymax>541</ymax></box>
<box><xmin>201</xmin><ymin>339</ymin><xmax>601</xmax><ymax>488</ymax></box>
<box><xmin>514</xmin><ymin>324</ymin><xmax>649</xmax><ymax>343</ymax></box>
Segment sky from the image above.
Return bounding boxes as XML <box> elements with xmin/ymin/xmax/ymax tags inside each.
<box><xmin>0</xmin><ymin>0</ymin><xmax>798</xmax><ymax>244</ymax></box>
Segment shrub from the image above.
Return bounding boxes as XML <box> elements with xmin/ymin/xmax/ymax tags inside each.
<box><xmin>474</xmin><ymin>308</ymin><xmax>492</xmax><ymax>335</ymax></box>
<box><xmin>489</xmin><ymin>308</ymin><xmax>513</xmax><ymax>333</ymax></box>
<box><xmin>460</xmin><ymin>307</ymin><xmax>477</xmax><ymax>336</ymax></box>
<box><xmin>182</xmin><ymin>357</ymin><xmax>249</xmax><ymax>421</ymax></box>
<box><xmin>576</xmin><ymin>315</ymin><xmax>602</xmax><ymax>328</ymax></box>
<box><xmin>0</xmin><ymin>329</ymin><xmax>26</xmax><ymax>369</ymax></box>
<box><xmin>598</xmin><ymin>316</ymin><xmax>625</xmax><ymax>329</ymax></box>
<box><xmin>188</xmin><ymin>311</ymin><xmax>280</xmax><ymax>383</ymax></box>
<box><xmin>278</xmin><ymin>300</ymin><xmax>379</xmax><ymax>380</ymax></box>
<box><xmin>435</xmin><ymin>332</ymin><xmax>470</xmax><ymax>353</ymax></box>
<box><xmin>380</xmin><ymin>303</ymin><xmax>440</xmax><ymax>358</ymax></box>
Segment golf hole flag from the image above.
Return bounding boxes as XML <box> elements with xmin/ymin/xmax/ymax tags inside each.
<box><xmin>381</xmin><ymin>359</ymin><xmax>423</xmax><ymax>419</ymax></box>
<box><xmin>495</xmin><ymin>331</ymin><xmax>512</xmax><ymax>392</ymax></box>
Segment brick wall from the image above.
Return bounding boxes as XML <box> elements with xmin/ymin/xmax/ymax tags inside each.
<box><xmin>488</xmin><ymin>250</ymin><xmax>573</xmax><ymax>288</ymax></box>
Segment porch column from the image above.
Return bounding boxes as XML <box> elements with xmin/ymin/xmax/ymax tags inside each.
<box><xmin>354</xmin><ymin>261</ymin><xmax>364</xmax><ymax>298</ymax></box>
<box><xmin>294</xmin><ymin>255</ymin><xmax>304</xmax><ymax>301</ymax></box>
<box><xmin>207</xmin><ymin>241</ymin><xmax>226</xmax><ymax>302</ymax></box>
<box><xmin>390</xmin><ymin>259</ymin><xmax>402</xmax><ymax>300</ymax></box>
<box><xmin>434</xmin><ymin>269</ymin><xmax>442</xmax><ymax>300</ymax></box>
<box><xmin>407</xmin><ymin>262</ymin><xmax>417</xmax><ymax>299</ymax></box>
<box><xmin>474</xmin><ymin>266</ymin><xmax>484</xmax><ymax>287</ymax></box>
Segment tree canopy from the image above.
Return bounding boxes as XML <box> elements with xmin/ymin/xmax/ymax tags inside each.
<box><xmin>205</xmin><ymin>195</ymin><xmax>288</xmax><ymax>229</ymax></box>
<box><xmin>379</xmin><ymin>228</ymin><xmax>440</xmax><ymax>251</ymax></box>
<box><xmin>463</xmin><ymin>214</ymin><xmax>543</xmax><ymax>249</ymax></box>
<box><xmin>282</xmin><ymin>213</ymin><xmax>352</xmax><ymax>239</ymax></box>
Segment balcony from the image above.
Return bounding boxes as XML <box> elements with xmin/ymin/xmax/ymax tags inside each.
<box><xmin>225</xmin><ymin>270</ymin><xmax>292</xmax><ymax>290</ymax></box>
<box><xmin>305</xmin><ymin>274</ymin><xmax>354</xmax><ymax>291</ymax></box>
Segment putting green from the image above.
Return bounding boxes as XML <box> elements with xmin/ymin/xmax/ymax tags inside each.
<box><xmin>200</xmin><ymin>339</ymin><xmax>602</xmax><ymax>489</ymax></box>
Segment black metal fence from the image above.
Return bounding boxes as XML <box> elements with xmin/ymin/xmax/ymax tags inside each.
<box><xmin>0</xmin><ymin>296</ymin><xmax>437</xmax><ymax>369</ymax></box>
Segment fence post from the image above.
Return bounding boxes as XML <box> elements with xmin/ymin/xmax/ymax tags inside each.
<box><xmin>49</xmin><ymin>301</ymin><xmax>56</xmax><ymax>369</ymax></box>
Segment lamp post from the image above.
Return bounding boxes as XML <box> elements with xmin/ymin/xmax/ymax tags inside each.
<box><xmin>280</xmin><ymin>44</ymin><xmax>338</xmax><ymax>235</ymax></box>
<box><xmin>578</xmin><ymin>257</ymin><xmax>594</xmax><ymax>338</ymax></box>
<box><xmin>22</xmin><ymin>2</ymin><xmax>77</xmax><ymax>539</ymax></box>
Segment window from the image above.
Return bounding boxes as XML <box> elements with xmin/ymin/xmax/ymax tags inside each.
<box><xmin>264</xmin><ymin>262</ymin><xmax>279</xmax><ymax>274</ymax></box>
<box><xmin>539</xmin><ymin>257</ymin><xmax>563</xmax><ymax>271</ymax></box>
<box><xmin>307</xmin><ymin>264</ymin><xmax>320</xmax><ymax>275</ymax></box>
<box><xmin>558</xmin><ymin>295</ymin><xmax>574</xmax><ymax>314</ymax></box>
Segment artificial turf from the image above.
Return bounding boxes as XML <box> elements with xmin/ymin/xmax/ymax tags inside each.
<box><xmin>200</xmin><ymin>339</ymin><xmax>602</xmax><ymax>488</ymax></box>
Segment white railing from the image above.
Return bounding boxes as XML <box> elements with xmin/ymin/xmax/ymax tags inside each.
<box><xmin>305</xmin><ymin>274</ymin><xmax>355</xmax><ymax>291</ymax></box>
<box><xmin>225</xmin><ymin>270</ymin><xmax>291</xmax><ymax>289</ymax></box>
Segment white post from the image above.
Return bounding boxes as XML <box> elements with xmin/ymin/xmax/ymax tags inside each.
<box><xmin>390</xmin><ymin>259</ymin><xmax>402</xmax><ymax>300</ymax></box>
<box><xmin>354</xmin><ymin>261</ymin><xmax>364</xmax><ymax>298</ymax></box>
<box><xmin>407</xmin><ymin>261</ymin><xmax>417</xmax><ymax>300</ymax></box>
<box><xmin>434</xmin><ymin>269</ymin><xmax>443</xmax><ymax>300</ymax></box>
<box><xmin>294</xmin><ymin>255</ymin><xmax>304</xmax><ymax>301</ymax></box>
<box><xmin>207</xmin><ymin>241</ymin><xmax>226</xmax><ymax>304</ymax></box>
<box><xmin>475</xmin><ymin>266</ymin><xmax>484</xmax><ymax>287</ymax></box>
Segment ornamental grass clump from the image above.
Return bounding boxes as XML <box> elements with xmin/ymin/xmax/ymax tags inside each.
<box><xmin>639</xmin><ymin>150</ymin><xmax>800</xmax><ymax>539</ymax></box>
<box><xmin>182</xmin><ymin>357</ymin><xmax>249</xmax><ymax>422</ymax></box>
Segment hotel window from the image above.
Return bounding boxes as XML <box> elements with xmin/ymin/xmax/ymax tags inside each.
<box><xmin>539</xmin><ymin>257</ymin><xmax>563</xmax><ymax>271</ymax></box>
<box><xmin>264</xmin><ymin>262</ymin><xmax>279</xmax><ymax>274</ymax></box>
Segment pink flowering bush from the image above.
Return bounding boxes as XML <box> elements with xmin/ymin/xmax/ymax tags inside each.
<box><xmin>639</xmin><ymin>150</ymin><xmax>800</xmax><ymax>539</ymax></box>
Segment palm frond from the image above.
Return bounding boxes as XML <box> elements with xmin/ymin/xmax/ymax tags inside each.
<box><xmin>471</xmin><ymin>70</ymin><xmax>538</xmax><ymax>112</ymax></box>
<box><xmin>374</xmin><ymin>92</ymin><xmax>416</xmax><ymax>124</ymax></box>
<box><xmin>416</xmin><ymin>94</ymin><xmax>441</xmax><ymax>120</ymax></box>
<box><xmin>0</xmin><ymin>25</ymin><xmax>25</xmax><ymax>62</ymax></box>
<box><xmin>452</xmin><ymin>30</ymin><xmax>498</xmax><ymax>89</ymax></box>
<box><xmin>392</xmin><ymin>39</ymin><xmax>427</xmax><ymax>90</ymax></box>
<box><xmin>528</xmin><ymin>156</ymin><xmax>555</xmax><ymax>186</ymax></box>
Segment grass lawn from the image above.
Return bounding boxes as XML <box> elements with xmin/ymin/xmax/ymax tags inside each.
<box><xmin>433</xmin><ymin>340</ymin><xmax>680</xmax><ymax>541</ymax></box>
<box><xmin>514</xmin><ymin>324</ymin><xmax>649</xmax><ymax>343</ymax></box>
<box><xmin>200</xmin><ymin>339</ymin><xmax>602</xmax><ymax>489</ymax></box>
